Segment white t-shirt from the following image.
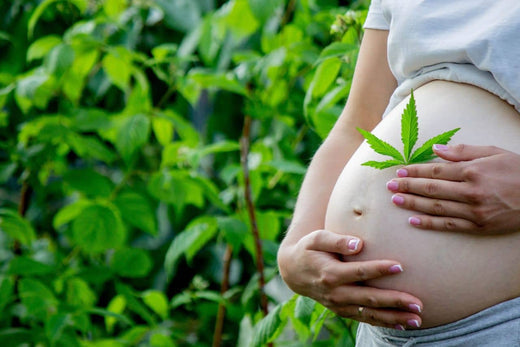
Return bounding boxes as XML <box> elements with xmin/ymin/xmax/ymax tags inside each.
<box><xmin>364</xmin><ymin>0</ymin><xmax>520</xmax><ymax>116</ymax></box>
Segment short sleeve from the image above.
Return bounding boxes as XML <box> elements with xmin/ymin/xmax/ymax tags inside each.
<box><xmin>364</xmin><ymin>0</ymin><xmax>389</xmax><ymax>30</ymax></box>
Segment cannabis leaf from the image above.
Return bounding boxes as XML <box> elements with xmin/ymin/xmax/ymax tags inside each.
<box><xmin>357</xmin><ymin>90</ymin><xmax>460</xmax><ymax>169</ymax></box>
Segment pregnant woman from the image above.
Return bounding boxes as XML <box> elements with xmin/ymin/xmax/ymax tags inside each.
<box><xmin>277</xmin><ymin>0</ymin><xmax>520</xmax><ymax>345</ymax></box>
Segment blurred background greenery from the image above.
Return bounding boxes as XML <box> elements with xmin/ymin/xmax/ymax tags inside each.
<box><xmin>0</xmin><ymin>0</ymin><xmax>368</xmax><ymax>345</ymax></box>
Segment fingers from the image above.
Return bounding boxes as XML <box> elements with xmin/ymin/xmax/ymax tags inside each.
<box><xmin>388</xmin><ymin>189</ymin><xmax>477</xmax><ymax>219</ymax></box>
<box><xmin>301</xmin><ymin>229</ymin><xmax>363</xmax><ymax>255</ymax></box>
<box><xmin>432</xmin><ymin>144</ymin><xmax>503</xmax><ymax>162</ymax></box>
<box><xmin>323</xmin><ymin>286</ymin><xmax>423</xmax><ymax>329</ymax></box>
<box><xmin>397</xmin><ymin>161</ymin><xmax>464</xmax><ymax>182</ymax></box>
<box><xmin>338</xmin><ymin>306</ymin><xmax>422</xmax><ymax>330</ymax></box>
<box><xmin>404</xmin><ymin>214</ymin><xmax>480</xmax><ymax>232</ymax></box>
<box><xmin>387</xmin><ymin>177</ymin><xmax>473</xmax><ymax>202</ymax></box>
<box><xmin>328</xmin><ymin>260</ymin><xmax>405</xmax><ymax>284</ymax></box>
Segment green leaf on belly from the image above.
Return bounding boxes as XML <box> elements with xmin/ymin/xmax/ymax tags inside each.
<box><xmin>358</xmin><ymin>90</ymin><xmax>460</xmax><ymax>169</ymax></box>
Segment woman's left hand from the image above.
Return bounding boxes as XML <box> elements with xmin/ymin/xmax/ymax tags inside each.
<box><xmin>386</xmin><ymin>144</ymin><xmax>520</xmax><ymax>234</ymax></box>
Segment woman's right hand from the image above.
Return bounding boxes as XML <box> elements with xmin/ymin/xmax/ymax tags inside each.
<box><xmin>277</xmin><ymin>229</ymin><xmax>424</xmax><ymax>330</ymax></box>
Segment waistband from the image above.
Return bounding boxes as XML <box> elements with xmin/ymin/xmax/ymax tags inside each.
<box><xmin>356</xmin><ymin>296</ymin><xmax>520</xmax><ymax>346</ymax></box>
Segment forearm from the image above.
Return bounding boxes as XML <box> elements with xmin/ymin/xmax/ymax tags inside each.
<box><xmin>280</xmin><ymin>123</ymin><xmax>364</xmax><ymax>247</ymax></box>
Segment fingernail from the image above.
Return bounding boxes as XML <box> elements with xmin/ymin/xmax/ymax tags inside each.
<box><xmin>348</xmin><ymin>238</ymin><xmax>360</xmax><ymax>251</ymax></box>
<box><xmin>408</xmin><ymin>217</ymin><xmax>421</xmax><ymax>226</ymax></box>
<box><xmin>394</xmin><ymin>324</ymin><xmax>405</xmax><ymax>331</ymax></box>
<box><xmin>408</xmin><ymin>304</ymin><xmax>422</xmax><ymax>313</ymax></box>
<box><xmin>392</xmin><ymin>194</ymin><xmax>405</xmax><ymax>206</ymax></box>
<box><xmin>407</xmin><ymin>319</ymin><xmax>421</xmax><ymax>328</ymax></box>
<box><xmin>386</xmin><ymin>180</ymin><xmax>399</xmax><ymax>191</ymax></box>
<box><xmin>396</xmin><ymin>168</ymin><xmax>408</xmax><ymax>177</ymax></box>
<box><xmin>433</xmin><ymin>144</ymin><xmax>449</xmax><ymax>151</ymax></box>
<box><xmin>388</xmin><ymin>264</ymin><xmax>403</xmax><ymax>273</ymax></box>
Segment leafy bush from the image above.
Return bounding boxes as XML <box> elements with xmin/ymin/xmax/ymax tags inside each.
<box><xmin>0</xmin><ymin>0</ymin><xmax>367</xmax><ymax>345</ymax></box>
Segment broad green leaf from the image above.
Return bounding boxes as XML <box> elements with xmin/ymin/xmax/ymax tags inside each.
<box><xmin>315</xmin><ymin>42</ymin><xmax>358</xmax><ymax>65</ymax></box>
<box><xmin>150</xmin><ymin>334</ymin><xmax>175</xmax><ymax>347</ymax></box>
<box><xmin>102</xmin><ymin>48</ymin><xmax>132</xmax><ymax>90</ymax></box>
<box><xmin>18</xmin><ymin>278</ymin><xmax>58</xmax><ymax>320</ymax></box>
<box><xmin>142</xmin><ymin>290</ymin><xmax>169</xmax><ymax>320</ymax></box>
<box><xmin>159</xmin><ymin>110</ymin><xmax>200</xmax><ymax>146</ymax></box>
<box><xmin>27</xmin><ymin>35</ymin><xmax>62</xmax><ymax>62</ymax></box>
<box><xmin>118</xmin><ymin>326</ymin><xmax>150</xmax><ymax>345</ymax></box>
<box><xmin>0</xmin><ymin>276</ymin><xmax>15</xmax><ymax>311</ymax></box>
<box><xmin>251</xmin><ymin>305</ymin><xmax>285</xmax><ymax>347</ymax></box>
<box><xmin>8</xmin><ymin>257</ymin><xmax>55</xmax><ymax>276</ymax></box>
<box><xmin>63</xmin><ymin>168</ymin><xmax>113</xmax><ymax>198</ymax></box>
<box><xmin>410</xmin><ymin>128</ymin><xmax>461</xmax><ymax>163</ymax></box>
<box><xmin>401</xmin><ymin>90</ymin><xmax>419</xmax><ymax>161</ymax></box>
<box><xmin>105</xmin><ymin>295</ymin><xmax>127</xmax><ymax>333</ymax></box>
<box><xmin>310</xmin><ymin>303</ymin><xmax>333</xmax><ymax>341</ymax></box>
<box><xmin>357</xmin><ymin>128</ymin><xmax>404</xmax><ymax>162</ymax></box>
<box><xmin>71</xmin><ymin>203</ymin><xmax>125</xmax><ymax>253</ymax></box>
<box><xmin>53</xmin><ymin>199</ymin><xmax>92</xmax><ymax>229</ymax></box>
<box><xmin>67</xmin><ymin>134</ymin><xmax>117</xmax><ymax>163</ymax></box>
<box><xmin>0</xmin><ymin>163</ymin><xmax>17</xmax><ymax>184</ymax></box>
<box><xmin>217</xmin><ymin>216</ymin><xmax>248</xmax><ymax>251</ymax></box>
<box><xmin>45</xmin><ymin>313</ymin><xmax>70</xmax><ymax>344</ymax></box>
<box><xmin>197</xmin><ymin>140</ymin><xmax>240</xmax><ymax>158</ymax></box>
<box><xmin>152</xmin><ymin>117</ymin><xmax>173</xmax><ymax>146</ymax></box>
<box><xmin>164</xmin><ymin>216</ymin><xmax>218</xmax><ymax>278</ymax></box>
<box><xmin>0</xmin><ymin>208</ymin><xmax>35</xmax><ymax>245</ymax></box>
<box><xmin>72</xmin><ymin>108</ymin><xmax>110</xmax><ymax>132</ymax></box>
<box><xmin>310</xmin><ymin>57</ymin><xmax>342</xmax><ymax>98</ymax></box>
<box><xmin>115</xmin><ymin>283</ymin><xmax>156</xmax><ymax>326</ymax></box>
<box><xmin>66</xmin><ymin>277</ymin><xmax>97</xmax><ymax>308</ymax></box>
<box><xmin>116</xmin><ymin>114</ymin><xmax>151</xmax><ymax>165</ymax></box>
<box><xmin>267</xmin><ymin>159</ymin><xmax>307</xmax><ymax>175</ymax></box>
<box><xmin>249</xmin><ymin>0</ymin><xmax>284</xmax><ymax>23</ymax></box>
<box><xmin>147</xmin><ymin>171</ymin><xmax>205</xmax><ymax>215</ymax></box>
<box><xmin>220</xmin><ymin>0</ymin><xmax>260</xmax><ymax>38</ymax></box>
<box><xmin>315</xmin><ymin>82</ymin><xmax>351</xmax><ymax>115</ymax></box>
<box><xmin>110</xmin><ymin>248</ymin><xmax>153</xmax><ymax>278</ymax></box>
<box><xmin>155</xmin><ymin>0</ymin><xmax>201</xmax><ymax>32</ymax></box>
<box><xmin>114</xmin><ymin>191</ymin><xmax>157</xmax><ymax>235</ymax></box>
<box><xmin>63</xmin><ymin>48</ymin><xmax>100</xmax><ymax>103</ymax></box>
<box><xmin>103</xmin><ymin>0</ymin><xmax>127</xmax><ymax>19</ymax></box>
<box><xmin>189</xmin><ymin>70</ymin><xmax>247</xmax><ymax>95</ymax></box>
<box><xmin>28</xmin><ymin>0</ymin><xmax>88</xmax><ymax>39</ymax></box>
<box><xmin>286</xmin><ymin>295</ymin><xmax>314</xmax><ymax>340</ymax></box>
<box><xmin>361</xmin><ymin>159</ymin><xmax>403</xmax><ymax>170</ymax></box>
<box><xmin>44</xmin><ymin>43</ymin><xmax>75</xmax><ymax>78</ymax></box>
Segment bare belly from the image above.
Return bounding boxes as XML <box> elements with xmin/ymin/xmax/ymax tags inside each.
<box><xmin>325</xmin><ymin>81</ymin><xmax>520</xmax><ymax>328</ymax></box>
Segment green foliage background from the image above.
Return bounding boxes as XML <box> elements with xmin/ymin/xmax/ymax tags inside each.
<box><xmin>0</xmin><ymin>0</ymin><xmax>367</xmax><ymax>345</ymax></box>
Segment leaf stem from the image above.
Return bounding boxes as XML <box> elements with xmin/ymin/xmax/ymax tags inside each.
<box><xmin>212</xmin><ymin>244</ymin><xmax>233</xmax><ymax>347</ymax></box>
<box><xmin>240</xmin><ymin>115</ymin><xmax>269</xmax><ymax>318</ymax></box>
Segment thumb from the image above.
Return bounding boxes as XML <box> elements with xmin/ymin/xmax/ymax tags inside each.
<box><xmin>432</xmin><ymin>144</ymin><xmax>503</xmax><ymax>162</ymax></box>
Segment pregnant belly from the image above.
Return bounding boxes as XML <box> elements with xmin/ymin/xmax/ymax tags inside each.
<box><xmin>325</xmin><ymin>81</ymin><xmax>520</xmax><ymax>328</ymax></box>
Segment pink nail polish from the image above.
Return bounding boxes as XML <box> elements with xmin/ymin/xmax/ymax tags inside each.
<box><xmin>392</xmin><ymin>195</ymin><xmax>405</xmax><ymax>205</ymax></box>
<box><xmin>433</xmin><ymin>144</ymin><xmax>449</xmax><ymax>151</ymax></box>
<box><xmin>407</xmin><ymin>319</ymin><xmax>421</xmax><ymax>328</ymax></box>
<box><xmin>396</xmin><ymin>168</ymin><xmax>408</xmax><ymax>177</ymax></box>
<box><xmin>348</xmin><ymin>239</ymin><xmax>360</xmax><ymax>251</ymax></box>
<box><xmin>389</xmin><ymin>264</ymin><xmax>403</xmax><ymax>273</ymax></box>
<box><xmin>394</xmin><ymin>324</ymin><xmax>405</xmax><ymax>331</ymax></box>
<box><xmin>386</xmin><ymin>180</ymin><xmax>399</xmax><ymax>191</ymax></box>
<box><xmin>408</xmin><ymin>304</ymin><xmax>422</xmax><ymax>313</ymax></box>
<box><xmin>409</xmin><ymin>217</ymin><xmax>421</xmax><ymax>226</ymax></box>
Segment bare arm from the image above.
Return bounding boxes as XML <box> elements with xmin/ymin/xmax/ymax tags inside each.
<box><xmin>277</xmin><ymin>29</ymin><xmax>424</xmax><ymax>329</ymax></box>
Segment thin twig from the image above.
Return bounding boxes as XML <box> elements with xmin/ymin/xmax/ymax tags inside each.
<box><xmin>240</xmin><ymin>116</ymin><xmax>269</xmax><ymax>317</ymax></box>
<box><xmin>212</xmin><ymin>244</ymin><xmax>233</xmax><ymax>347</ymax></box>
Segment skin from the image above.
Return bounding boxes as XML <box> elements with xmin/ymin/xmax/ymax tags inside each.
<box><xmin>388</xmin><ymin>144</ymin><xmax>520</xmax><ymax>234</ymax></box>
<box><xmin>277</xmin><ymin>29</ymin><xmax>423</xmax><ymax>330</ymax></box>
